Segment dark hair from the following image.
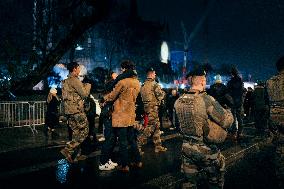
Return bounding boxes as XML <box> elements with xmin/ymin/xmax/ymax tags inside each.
<box><xmin>67</xmin><ymin>62</ymin><xmax>79</xmax><ymax>73</ymax></box>
<box><xmin>121</xmin><ymin>60</ymin><xmax>135</xmax><ymax>70</ymax></box>
<box><xmin>146</xmin><ymin>67</ymin><xmax>155</xmax><ymax>74</ymax></box>
<box><xmin>276</xmin><ymin>56</ymin><xmax>284</xmax><ymax>72</ymax></box>
<box><xmin>230</xmin><ymin>67</ymin><xmax>239</xmax><ymax>77</ymax></box>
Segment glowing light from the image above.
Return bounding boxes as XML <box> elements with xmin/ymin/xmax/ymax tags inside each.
<box><xmin>56</xmin><ymin>159</ymin><xmax>70</xmax><ymax>184</ymax></box>
<box><xmin>75</xmin><ymin>44</ymin><xmax>84</xmax><ymax>51</ymax></box>
<box><xmin>161</xmin><ymin>41</ymin><xmax>169</xmax><ymax>64</ymax></box>
<box><xmin>244</xmin><ymin>82</ymin><xmax>255</xmax><ymax>90</ymax></box>
<box><xmin>53</xmin><ymin>64</ymin><xmax>69</xmax><ymax>81</ymax></box>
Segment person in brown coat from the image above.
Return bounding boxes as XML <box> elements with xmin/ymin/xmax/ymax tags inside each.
<box><xmin>103</xmin><ymin>60</ymin><xmax>142</xmax><ymax>172</ymax></box>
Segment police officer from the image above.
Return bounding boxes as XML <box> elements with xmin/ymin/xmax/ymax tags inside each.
<box><xmin>174</xmin><ymin>68</ymin><xmax>233</xmax><ymax>189</ymax></box>
<box><xmin>137</xmin><ymin>67</ymin><xmax>167</xmax><ymax>154</ymax></box>
<box><xmin>60</xmin><ymin>62</ymin><xmax>91</xmax><ymax>163</ymax></box>
<box><xmin>266</xmin><ymin>56</ymin><xmax>284</xmax><ymax>188</ymax></box>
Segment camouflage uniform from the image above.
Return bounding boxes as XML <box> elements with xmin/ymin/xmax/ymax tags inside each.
<box><xmin>266</xmin><ymin>71</ymin><xmax>284</xmax><ymax>188</ymax></box>
<box><xmin>61</xmin><ymin>75</ymin><xmax>91</xmax><ymax>162</ymax></box>
<box><xmin>138</xmin><ymin>78</ymin><xmax>167</xmax><ymax>152</ymax></box>
<box><xmin>174</xmin><ymin>90</ymin><xmax>233</xmax><ymax>189</ymax></box>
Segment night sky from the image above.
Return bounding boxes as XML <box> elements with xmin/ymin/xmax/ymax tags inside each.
<box><xmin>137</xmin><ymin>0</ymin><xmax>284</xmax><ymax>80</ymax></box>
<box><xmin>1</xmin><ymin>0</ymin><xmax>283</xmax><ymax>81</ymax></box>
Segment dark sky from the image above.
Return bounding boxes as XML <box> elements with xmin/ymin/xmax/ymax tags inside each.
<box><xmin>137</xmin><ymin>0</ymin><xmax>284</xmax><ymax>80</ymax></box>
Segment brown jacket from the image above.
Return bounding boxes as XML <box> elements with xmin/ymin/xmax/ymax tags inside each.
<box><xmin>104</xmin><ymin>77</ymin><xmax>141</xmax><ymax>127</ymax></box>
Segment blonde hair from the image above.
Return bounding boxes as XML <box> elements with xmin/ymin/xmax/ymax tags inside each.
<box><xmin>47</xmin><ymin>92</ymin><xmax>59</xmax><ymax>103</ymax></box>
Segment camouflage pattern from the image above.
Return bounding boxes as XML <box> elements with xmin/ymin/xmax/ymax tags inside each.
<box><xmin>61</xmin><ymin>74</ymin><xmax>91</xmax><ymax>160</ymax></box>
<box><xmin>174</xmin><ymin>90</ymin><xmax>233</xmax><ymax>140</ymax></box>
<box><xmin>62</xmin><ymin>75</ymin><xmax>91</xmax><ymax>115</ymax></box>
<box><xmin>266</xmin><ymin>71</ymin><xmax>284</xmax><ymax>188</ymax></box>
<box><xmin>64</xmin><ymin>112</ymin><xmax>89</xmax><ymax>156</ymax></box>
<box><xmin>181</xmin><ymin>142</ymin><xmax>225</xmax><ymax>189</ymax></box>
<box><xmin>174</xmin><ymin>89</ymin><xmax>233</xmax><ymax>189</ymax></box>
<box><xmin>138</xmin><ymin>78</ymin><xmax>165</xmax><ymax>148</ymax></box>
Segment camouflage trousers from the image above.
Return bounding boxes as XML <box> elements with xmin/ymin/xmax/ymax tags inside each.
<box><xmin>181</xmin><ymin>141</ymin><xmax>225</xmax><ymax>189</ymax></box>
<box><xmin>137</xmin><ymin>109</ymin><xmax>162</xmax><ymax>148</ymax></box>
<box><xmin>63</xmin><ymin>112</ymin><xmax>89</xmax><ymax>158</ymax></box>
<box><xmin>274</xmin><ymin>132</ymin><xmax>284</xmax><ymax>188</ymax></box>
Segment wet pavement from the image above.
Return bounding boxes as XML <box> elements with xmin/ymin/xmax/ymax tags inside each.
<box><xmin>0</xmin><ymin>121</ymin><xmax>280</xmax><ymax>189</ymax></box>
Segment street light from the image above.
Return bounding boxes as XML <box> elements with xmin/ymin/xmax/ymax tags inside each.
<box><xmin>160</xmin><ymin>41</ymin><xmax>169</xmax><ymax>64</ymax></box>
<box><xmin>75</xmin><ymin>44</ymin><xmax>84</xmax><ymax>51</ymax></box>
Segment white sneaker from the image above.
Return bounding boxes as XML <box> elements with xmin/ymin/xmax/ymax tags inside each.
<box><xmin>98</xmin><ymin>136</ymin><xmax>105</xmax><ymax>142</ymax></box>
<box><xmin>108</xmin><ymin>159</ymin><xmax>118</xmax><ymax>167</ymax></box>
<box><xmin>99</xmin><ymin>162</ymin><xmax>115</xmax><ymax>171</ymax></box>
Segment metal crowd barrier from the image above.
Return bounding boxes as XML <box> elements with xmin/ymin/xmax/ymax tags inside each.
<box><xmin>0</xmin><ymin>101</ymin><xmax>56</xmax><ymax>134</ymax></box>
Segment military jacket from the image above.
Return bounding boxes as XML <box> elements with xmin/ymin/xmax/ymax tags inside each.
<box><xmin>62</xmin><ymin>75</ymin><xmax>91</xmax><ymax>115</ymax></box>
<box><xmin>266</xmin><ymin>71</ymin><xmax>284</xmax><ymax>126</ymax></box>
<box><xmin>174</xmin><ymin>89</ymin><xmax>233</xmax><ymax>141</ymax></box>
<box><xmin>140</xmin><ymin>78</ymin><xmax>165</xmax><ymax>110</ymax></box>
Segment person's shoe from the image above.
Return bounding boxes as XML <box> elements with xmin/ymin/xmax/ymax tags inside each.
<box><xmin>60</xmin><ymin>149</ymin><xmax>74</xmax><ymax>163</ymax></box>
<box><xmin>130</xmin><ymin>162</ymin><xmax>143</xmax><ymax>168</ymax></box>
<box><xmin>155</xmin><ymin>146</ymin><xmax>167</xmax><ymax>153</ymax></box>
<box><xmin>117</xmin><ymin>165</ymin><xmax>130</xmax><ymax>173</ymax></box>
<box><xmin>74</xmin><ymin>155</ymin><xmax>87</xmax><ymax>161</ymax></box>
<box><xmin>98</xmin><ymin>136</ymin><xmax>105</xmax><ymax>142</ymax></box>
<box><xmin>108</xmin><ymin>159</ymin><xmax>118</xmax><ymax>167</ymax></box>
<box><xmin>99</xmin><ymin>162</ymin><xmax>116</xmax><ymax>171</ymax></box>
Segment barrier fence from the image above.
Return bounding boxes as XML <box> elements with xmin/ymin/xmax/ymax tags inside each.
<box><xmin>0</xmin><ymin>101</ymin><xmax>63</xmax><ymax>134</ymax></box>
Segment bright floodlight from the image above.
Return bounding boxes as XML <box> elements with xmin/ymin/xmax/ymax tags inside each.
<box><xmin>161</xmin><ymin>41</ymin><xmax>169</xmax><ymax>64</ymax></box>
<box><xmin>75</xmin><ymin>44</ymin><xmax>84</xmax><ymax>51</ymax></box>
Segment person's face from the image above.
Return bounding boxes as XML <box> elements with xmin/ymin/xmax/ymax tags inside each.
<box><xmin>149</xmin><ymin>71</ymin><xmax>156</xmax><ymax>79</ymax></box>
<box><xmin>201</xmin><ymin>76</ymin><xmax>207</xmax><ymax>90</ymax></box>
<box><xmin>171</xmin><ymin>89</ymin><xmax>177</xmax><ymax>96</ymax></box>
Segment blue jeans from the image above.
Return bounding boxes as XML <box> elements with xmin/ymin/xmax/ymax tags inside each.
<box><xmin>100</xmin><ymin>117</ymin><xmax>116</xmax><ymax>164</ymax></box>
<box><xmin>114</xmin><ymin>127</ymin><xmax>141</xmax><ymax>167</ymax></box>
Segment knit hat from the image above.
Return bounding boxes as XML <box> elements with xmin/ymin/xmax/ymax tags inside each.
<box><xmin>50</xmin><ymin>88</ymin><xmax>57</xmax><ymax>94</ymax></box>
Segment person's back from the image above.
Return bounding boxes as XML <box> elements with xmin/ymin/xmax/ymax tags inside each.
<box><xmin>252</xmin><ymin>84</ymin><xmax>269</xmax><ymax>132</ymax></box>
<box><xmin>226</xmin><ymin>67</ymin><xmax>245</xmax><ymax>140</ymax></box>
<box><xmin>45</xmin><ymin>88</ymin><xmax>60</xmax><ymax>138</ymax></box>
<box><xmin>253</xmin><ymin>84</ymin><xmax>269</xmax><ymax>111</ymax></box>
<box><xmin>174</xmin><ymin>68</ymin><xmax>233</xmax><ymax>189</ymax></box>
<box><xmin>227</xmin><ymin>75</ymin><xmax>244</xmax><ymax>107</ymax></box>
<box><xmin>208</xmin><ymin>82</ymin><xmax>232</xmax><ymax>108</ymax></box>
<box><xmin>266</xmin><ymin>56</ymin><xmax>284</xmax><ymax>188</ymax></box>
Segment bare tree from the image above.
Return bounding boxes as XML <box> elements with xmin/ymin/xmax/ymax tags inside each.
<box><xmin>10</xmin><ymin>0</ymin><xmax>112</xmax><ymax>93</ymax></box>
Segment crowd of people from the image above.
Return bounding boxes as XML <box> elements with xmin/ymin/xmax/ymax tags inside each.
<box><xmin>44</xmin><ymin>56</ymin><xmax>283</xmax><ymax>189</ymax></box>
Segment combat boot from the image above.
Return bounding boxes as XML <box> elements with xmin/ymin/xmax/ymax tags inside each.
<box><xmin>155</xmin><ymin>146</ymin><xmax>167</xmax><ymax>153</ymax></box>
<box><xmin>60</xmin><ymin>148</ymin><xmax>74</xmax><ymax>163</ymax></box>
<box><xmin>117</xmin><ymin>165</ymin><xmax>130</xmax><ymax>173</ymax></box>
